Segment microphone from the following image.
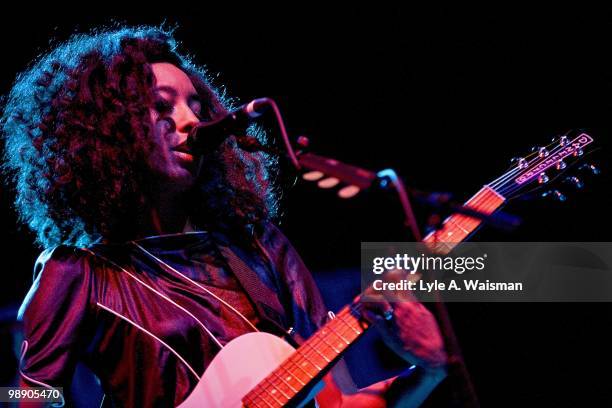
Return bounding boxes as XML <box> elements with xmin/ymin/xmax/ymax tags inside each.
<box><xmin>172</xmin><ymin>98</ymin><xmax>271</xmax><ymax>155</ymax></box>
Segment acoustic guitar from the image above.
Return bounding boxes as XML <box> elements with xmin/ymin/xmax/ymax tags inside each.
<box><xmin>179</xmin><ymin>132</ymin><xmax>596</xmax><ymax>407</ymax></box>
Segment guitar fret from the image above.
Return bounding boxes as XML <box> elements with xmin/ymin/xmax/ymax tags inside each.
<box><xmin>265</xmin><ymin>392</ymin><xmax>282</xmax><ymax>408</ymax></box>
<box><xmin>250</xmin><ymin>391</ymin><xmax>277</xmax><ymax>408</ymax></box>
<box><xmin>447</xmin><ymin>217</ymin><xmax>470</xmax><ymax>235</ymax></box>
<box><xmin>269</xmin><ymin>369</ymin><xmax>297</xmax><ymax>396</ymax></box>
<box><xmin>312</xmin><ymin>327</ymin><xmax>347</xmax><ymax>360</ymax></box>
<box><xmin>258</xmin><ymin>376</ymin><xmax>287</xmax><ymax>405</ymax></box>
<box><xmin>280</xmin><ymin>359</ymin><xmax>309</xmax><ymax>385</ymax></box>
<box><xmin>328</xmin><ymin>321</ymin><xmax>351</xmax><ymax>344</ymax></box>
<box><xmin>284</xmin><ymin>357</ymin><xmax>313</xmax><ymax>381</ymax></box>
<box><xmin>322</xmin><ymin>324</ymin><xmax>355</xmax><ymax>356</ymax></box>
<box><xmin>337</xmin><ymin>313</ymin><xmax>362</xmax><ymax>336</ymax></box>
<box><xmin>423</xmin><ymin>186</ymin><xmax>506</xmax><ymax>250</ymax></box>
<box><xmin>297</xmin><ymin>348</ymin><xmax>323</xmax><ymax>371</ymax></box>
<box><xmin>243</xmin><ymin>304</ymin><xmax>370</xmax><ymax>406</ymax></box>
<box><xmin>290</xmin><ymin>352</ymin><xmax>320</xmax><ymax>378</ymax></box>
<box><xmin>318</xmin><ymin>329</ymin><xmax>341</xmax><ymax>353</ymax></box>
<box><xmin>275</xmin><ymin>365</ymin><xmax>303</xmax><ymax>392</ymax></box>
<box><xmin>246</xmin><ymin>395</ymin><xmax>269</xmax><ymax>408</ymax></box>
<box><xmin>301</xmin><ymin>340</ymin><xmax>332</xmax><ymax>363</ymax></box>
<box><xmin>243</xmin><ymin>398</ymin><xmax>260</xmax><ymax>408</ymax></box>
<box><xmin>245</xmin><ymin>342</ymin><xmax>329</xmax><ymax>406</ymax></box>
<box><xmin>244</xmin><ymin>385</ymin><xmax>275</xmax><ymax>408</ymax></box>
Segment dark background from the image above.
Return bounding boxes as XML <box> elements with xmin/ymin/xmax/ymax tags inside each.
<box><xmin>1</xmin><ymin>5</ymin><xmax>612</xmax><ymax>407</ymax></box>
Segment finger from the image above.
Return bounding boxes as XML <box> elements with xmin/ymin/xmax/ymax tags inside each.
<box><xmin>380</xmin><ymin>268</ymin><xmax>420</xmax><ymax>303</ymax></box>
<box><xmin>360</xmin><ymin>297</ymin><xmax>395</xmax><ymax>323</ymax></box>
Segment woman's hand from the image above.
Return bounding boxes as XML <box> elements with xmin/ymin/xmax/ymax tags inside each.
<box><xmin>361</xmin><ymin>270</ymin><xmax>448</xmax><ymax>370</ymax></box>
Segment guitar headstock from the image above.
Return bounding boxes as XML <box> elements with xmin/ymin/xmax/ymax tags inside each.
<box><xmin>486</xmin><ymin>132</ymin><xmax>599</xmax><ymax>201</ymax></box>
<box><xmin>297</xmin><ymin>131</ymin><xmax>599</xmax><ymax>204</ymax></box>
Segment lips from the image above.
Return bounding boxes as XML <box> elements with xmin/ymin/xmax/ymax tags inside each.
<box><xmin>171</xmin><ymin>139</ymin><xmax>193</xmax><ymax>155</ymax></box>
<box><xmin>171</xmin><ymin>150</ymin><xmax>195</xmax><ymax>168</ymax></box>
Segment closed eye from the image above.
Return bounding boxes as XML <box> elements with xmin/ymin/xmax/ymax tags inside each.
<box><xmin>154</xmin><ymin>98</ymin><xmax>173</xmax><ymax>115</ymax></box>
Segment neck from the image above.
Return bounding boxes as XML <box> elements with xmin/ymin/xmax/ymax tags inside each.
<box><xmin>137</xmin><ymin>188</ymin><xmax>193</xmax><ymax>239</ymax></box>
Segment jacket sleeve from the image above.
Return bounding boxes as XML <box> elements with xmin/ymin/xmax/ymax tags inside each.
<box><xmin>17</xmin><ymin>246</ymin><xmax>95</xmax><ymax>397</ymax></box>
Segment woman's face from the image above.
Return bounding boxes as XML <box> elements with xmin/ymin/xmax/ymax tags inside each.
<box><xmin>149</xmin><ymin>62</ymin><xmax>203</xmax><ymax>190</ymax></box>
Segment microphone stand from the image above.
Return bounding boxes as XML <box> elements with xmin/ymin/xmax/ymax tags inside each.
<box><xmin>233</xmin><ymin>98</ymin><xmax>522</xmax><ymax>407</ymax></box>
<box><xmin>290</xmin><ymin>150</ymin><xmax>486</xmax><ymax>408</ymax></box>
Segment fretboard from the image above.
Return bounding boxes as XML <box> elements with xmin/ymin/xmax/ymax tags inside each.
<box><xmin>423</xmin><ymin>185</ymin><xmax>506</xmax><ymax>254</ymax></box>
<box><xmin>242</xmin><ymin>304</ymin><xmax>368</xmax><ymax>407</ymax></box>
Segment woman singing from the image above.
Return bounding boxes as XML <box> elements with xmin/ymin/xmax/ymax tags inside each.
<box><xmin>2</xmin><ymin>26</ymin><xmax>446</xmax><ymax>407</ymax></box>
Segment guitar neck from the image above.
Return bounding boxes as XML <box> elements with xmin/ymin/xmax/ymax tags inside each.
<box><xmin>243</xmin><ymin>186</ymin><xmax>506</xmax><ymax>407</ymax></box>
<box><xmin>243</xmin><ymin>303</ymin><xmax>368</xmax><ymax>406</ymax></box>
<box><xmin>423</xmin><ymin>185</ymin><xmax>506</xmax><ymax>254</ymax></box>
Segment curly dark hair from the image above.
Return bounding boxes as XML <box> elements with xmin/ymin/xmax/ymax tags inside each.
<box><xmin>1</xmin><ymin>26</ymin><xmax>278</xmax><ymax>248</ymax></box>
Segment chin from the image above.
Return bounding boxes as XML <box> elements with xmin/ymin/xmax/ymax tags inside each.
<box><xmin>153</xmin><ymin>164</ymin><xmax>195</xmax><ymax>191</ymax></box>
<box><xmin>171</xmin><ymin>171</ymin><xmax>197</xmax><ymax>191</ymax></box>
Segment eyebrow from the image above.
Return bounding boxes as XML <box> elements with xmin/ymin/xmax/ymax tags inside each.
<box><xmin>153</xmin><ymin>86</ymin><xmax>178</xmax><ymax>97</ymax></box>
<box><xmin>154</xmin><ymin>86</ymin><xmax>200</xmax><ymax>102</ymax></box>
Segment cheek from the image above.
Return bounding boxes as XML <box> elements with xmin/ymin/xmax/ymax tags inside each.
<box><xmin>149</xmin><ymin>115</ymin><xmax>174</xmax><ymax>147</ymax></box>
<box><xmin>146</xmin><ymin>117</ymin><xmax>173</xmax><ymax>169</ymax></box>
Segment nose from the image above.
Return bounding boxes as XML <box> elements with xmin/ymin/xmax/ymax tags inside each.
<box><xmin>175</xmin><ymin>103</ymin><xmax>200</xmax><ymax>136</ymax></box>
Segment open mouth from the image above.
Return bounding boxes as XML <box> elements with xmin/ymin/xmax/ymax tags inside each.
<box><xmin>171</xmin><ymin>141</ymin><xmax>192</xmax><ymax>154</ymax></box>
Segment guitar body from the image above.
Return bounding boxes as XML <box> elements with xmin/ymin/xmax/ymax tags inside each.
<box><xmin>178</xmin><ymin>332</ymin><xmax>322</xmax><ymax>408</ymax></box>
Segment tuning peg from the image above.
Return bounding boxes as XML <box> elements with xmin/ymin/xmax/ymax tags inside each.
<box><xmin>556</xmin><ymin>160</ymin><xmax>567</xmax><ymax>170</ymax></box>
<box><xmin>538</xmin><ymin>172</ymin><xmax>549</xmax><ymax>184</ymax></box>
<box><xmin>541</xmin><ymin>189</ymin><xmax>567</xmax><ymax>202</ymax></box>
<box><xmin>565</xmin><ymin>176</ymin><xmax>583</xmax><ymax>189</ymax></box>
<box><xmin>559</xmin><ymin>135</ymin><xmax>569</xmax><ymax>146</ymax></box>
<box><xmin>579</xmin><ymin>163</ymin><xmax>600</xmax><ymax>175</ymax></box>
<box><xmin>573</xmin><ymin>147</ymin><xmax>584</xmax><ymax>157</ymax></box>
<box><xmin>538</xmin><ymin>147</ymin><xmax>549</xmax><ymax>158</ymax></box>
<box><xmin>511</xmin><ymin>157</ymin><xmax>529</xmax><ymax>169</ymax></box>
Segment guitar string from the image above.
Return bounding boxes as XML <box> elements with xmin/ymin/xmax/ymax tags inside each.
<box><xmin>424</xmin><ymin>201</ymin><xmax>499</xmax><ymax>248</ymax></box>
<box><xmin>490</xmin><ymin>137</ymin><xmax>590</xmax><ymax>193</ymax></box>
<box><xmin>250</xmin><ymin>243</ymin><xmax>463</xmax><ymax>405</ymax></box>
<box><xmin>246</xmin><ymin>329</ymin><xmax>353</xmax><ymax>406</ymax></box>
<box><xmin>245</xmin><ymin>307</ymin><xmax>351</xmax><ymax>403</ymax></box>
<box><xmin>489</xmin><ymin>136</ymin><xmax>582</xmax><ymax>190</ymax></box>
<box><xmin>426</xmin><ymin>188</ymin><xmax>503</xmax><ymax>241</ymax></box>
<box><xmin>497</xmin><ymin>148</ymin><xmax>592</xmax><ymax>197</ymax></box>
<box><xmin>246</xmin><ymin>306</ymin><xmax>362</xmax><ymax>405</ymax></box>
